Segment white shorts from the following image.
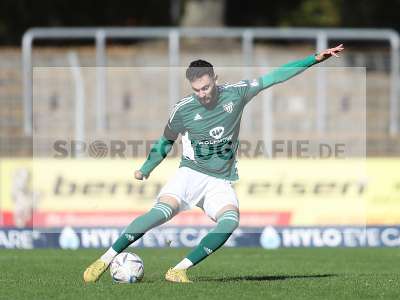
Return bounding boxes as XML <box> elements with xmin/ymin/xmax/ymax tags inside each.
<box><xmin>156</xmin><ymin>167</ymin><xmax>239</xmax><ymax>221</ymax></box>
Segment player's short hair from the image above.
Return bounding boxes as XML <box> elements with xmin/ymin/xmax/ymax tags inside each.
<box><xmin>186</xmin><ymin>59</ymin><xmax>215</xmax><ymax>82</ymax></box>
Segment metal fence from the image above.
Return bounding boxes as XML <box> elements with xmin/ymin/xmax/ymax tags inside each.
<box><xmin>22</xmin><ymin>27</ymin><xmax>400</xmax><ymax>138</ymax></box>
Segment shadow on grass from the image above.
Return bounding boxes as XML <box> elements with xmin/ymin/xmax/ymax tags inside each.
<box><xmin>197</xmin><ymin>274</ymin><xmax>337</xmax><ymax>282</ymax></box>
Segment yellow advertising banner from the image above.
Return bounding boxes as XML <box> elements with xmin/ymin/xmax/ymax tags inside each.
<box><xmin>0</xmin><ymin>158</ymin><xmax>399</xmax><ymax>226</ymax></box>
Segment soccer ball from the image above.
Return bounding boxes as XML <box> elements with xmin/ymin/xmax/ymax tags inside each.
<box><xmin>110</xmin><ymin>252</ymin><xmax>144</xmax><ymax>283</ymax></box>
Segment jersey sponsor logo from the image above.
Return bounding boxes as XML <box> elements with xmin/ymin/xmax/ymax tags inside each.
<box><xmin>194</xmin><ymin>113</ymin><xmax>202</xmax><ymax>121</ymax></box>
<box><xmin>198</xmin><ymin>134</ymin><xmax>233</xmax><ymax>145</ymax></box>
<box><xmin>223</xmin><ymin>102</ymin><xmax>234</xmax><ymax>113</ymax></box>
<box><xmin>209</xmin><ymin>126</ymin><xmax>225</xmax><ymax>139</ymax></box>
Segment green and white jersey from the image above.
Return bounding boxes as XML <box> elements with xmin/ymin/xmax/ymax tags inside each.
<box><xmin>141</xmin><ymin>54</ymin><xmax>319</xmax><ymax>180</ymax></box>
<box><xmin>165</xmin><ymin>78</ymin><xmax>264</xmax><ymax>181</ymax></box>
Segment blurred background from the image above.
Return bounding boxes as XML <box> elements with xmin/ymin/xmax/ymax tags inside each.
<box><xmin>0</xmin><ymin>0</ymin><xmax>399</xmax><ymax>249</ymax></box>
<box><xmin>0</xmin><ymin>0</ymin><xmax>399</xmax><ymax>155</ymax></box>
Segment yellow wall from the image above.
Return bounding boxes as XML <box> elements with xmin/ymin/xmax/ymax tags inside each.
<box><xmin>1</xmin><ymin>158</ymin><xmax>399</xmax><ymax>225</ymax></box>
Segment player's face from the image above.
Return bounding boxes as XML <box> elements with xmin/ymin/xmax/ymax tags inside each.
<box><xmin>190</xmin><ymin>74</ymin><xmax>217</xmax><ymax>106</ymax></box>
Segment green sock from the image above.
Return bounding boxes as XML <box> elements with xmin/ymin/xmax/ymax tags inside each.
<box><xmin>112</xmin><ymin>202</ymin><xmax>175</xmax><ymax>253</ymax></box>
<box><xmin>186</xmin><ymin>210</ymin><xmax>239</xmax><ymax>266</ymax></box>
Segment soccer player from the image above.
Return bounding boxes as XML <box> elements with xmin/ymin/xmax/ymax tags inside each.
<box><xmin>84</xmin><ymin>44</ymin><xmax>344</xmax><ymax>283</ymax></box>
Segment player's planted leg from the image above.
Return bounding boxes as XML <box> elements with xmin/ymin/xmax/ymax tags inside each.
<box><xmin>165</xmin><ymin>208</ymin><xmax>239</xmax><ymax>283</ymax></box>
<box><xmin>83</xmin><ymin>197</ymin><xmax>178</xmax><ymax>283</ymax></box>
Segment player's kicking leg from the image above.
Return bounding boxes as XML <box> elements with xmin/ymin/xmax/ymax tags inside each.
<box><xmin>165</xmin><ymin>204</ymin><xmax>239</xmax><ymax>283</ymax></box>
<box><xmin>83</xmin><ymin>196</ymin><xmax>178</xmax><ymax>283</ymax></box>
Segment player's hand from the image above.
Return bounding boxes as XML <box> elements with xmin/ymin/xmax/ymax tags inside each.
<box><xmin>134</xmin><ymin>170</ymin><xmax>147</xmax><ymax>180</ymax></box>
<box><xmin>315</xmin><ymin>44</ymin><xmax>344</xmax><ymax>62</ymax></box>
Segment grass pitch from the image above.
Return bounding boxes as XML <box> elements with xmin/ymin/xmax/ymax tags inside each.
<box><xmin>0</xmin><ymin>248</ymin><xmax>399</xmax><ymax>299</ymax></box>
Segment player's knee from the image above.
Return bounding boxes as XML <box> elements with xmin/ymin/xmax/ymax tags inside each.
<box><xmin>224</xmin><ymin>219</ymin><xmax>239</xmax><ymax>233</ymax></box>
<box><xmin>217</xmin><ymin>210</ymin><xmax>239</xmax><ymax>233</ymax></box>
<box><xmin>215</xmin><ymin>204</ymin><xmax>239</xmax><ymax>219</ymax></box>
<box><xmin>158</xmin><ymin>195</ymin><xmax>180</xmax><ymax>211</ymax></box>
<box><xmin>151</xmin><ymin>199</ymin><xmax>178</xmax><ymax>221</ymax></box>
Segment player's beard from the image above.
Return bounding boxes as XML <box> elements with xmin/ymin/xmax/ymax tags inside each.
<box><xmin>199</xmin><ymin>85</ymin><xmax>218</xmax><ymax>109</ymax></box>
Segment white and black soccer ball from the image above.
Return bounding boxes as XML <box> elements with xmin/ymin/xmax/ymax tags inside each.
<box><xmin>110</xmin><ymin>252</ymin><xmax>144</xmax><ymax>283</ymax></box>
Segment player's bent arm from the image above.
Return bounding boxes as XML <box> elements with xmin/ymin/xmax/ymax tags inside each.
<box><xmin>138</xmin><ymin>133</ymin><xmax>176</xmax><ymax>179</ymax></box>
<box><xmin>260</xmin><ymin>54</ymin><xmax>319</xmax><ymax>90</ymax></box>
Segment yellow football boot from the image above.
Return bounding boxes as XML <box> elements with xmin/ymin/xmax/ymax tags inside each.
<box><xmin>83</xmin><ymin>259</ymin><xmax>108</xmax><ymax>283</ymax></box>
<box><xmin>165</xmin><ymin>268</ymin><xmax>192</xmax><ymax>283</ymax></box>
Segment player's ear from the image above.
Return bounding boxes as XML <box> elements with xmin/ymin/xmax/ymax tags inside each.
<box><xmin>214</xmin><ymin>75</ymin><xmax>218</xmax><ymax>84</ymax></box>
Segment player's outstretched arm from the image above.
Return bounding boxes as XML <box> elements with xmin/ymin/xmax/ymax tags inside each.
<box><xmin>135</xmin><ymin>135</ymin><xmax>175</xmax><ymax>180</ymax></box>
<box><xmin>260</xmin><ymin>44</ymin><xmax>344</xmax><ymax>89</ymax></box>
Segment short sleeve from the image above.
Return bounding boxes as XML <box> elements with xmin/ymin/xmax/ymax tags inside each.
<box><xmin>164</xmin><ymin>105</ymin><xmax>184</xmax><ymax>140</ymax></box>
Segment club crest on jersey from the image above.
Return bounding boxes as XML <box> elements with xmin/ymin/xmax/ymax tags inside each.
<box><xmin>209</xmin><ymin>126</ymin><xmax>225</xmax><ymax>139</ymax></box>
<box><xmin>223</xmin><ymin>102</ymin><xmax>234</xmax><ymax>113</ymax></box>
